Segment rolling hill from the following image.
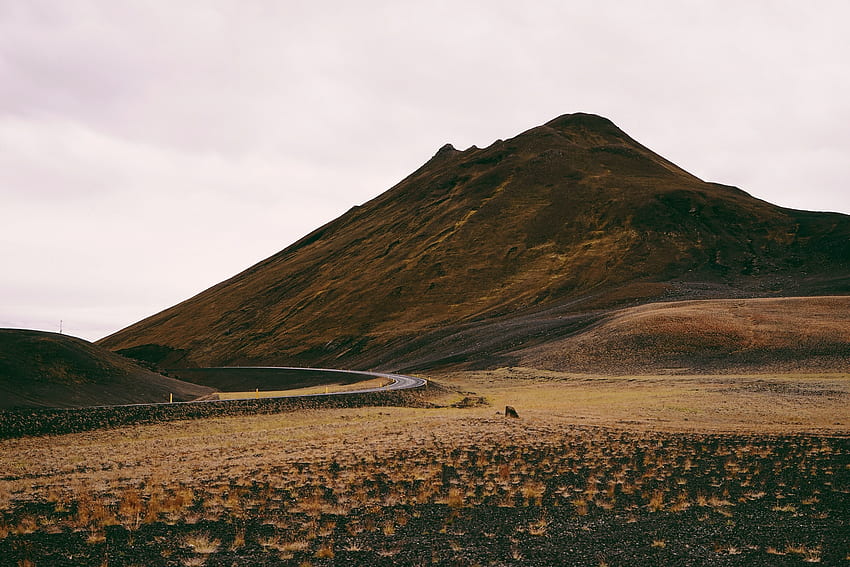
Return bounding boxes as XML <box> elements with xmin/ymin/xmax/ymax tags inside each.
<box><xmin>517</xmin><ymin>295</ymin><xmax>850</xmax><ymax>374</ymax></box>
<box><xmin>0</xmin><ymin>329</ymin><xmax>213</xmax><ymax>408</ymax></box>
<box><xmin>98</xmin><ymin>113</ymin><xmax>850</xmax><ymax>372</ymax></box>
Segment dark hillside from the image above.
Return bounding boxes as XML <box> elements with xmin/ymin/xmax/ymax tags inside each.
<box><xmin>0</xmin><ymin>329</ymin><xmax>213</xmax><ymax>408</ymax></box>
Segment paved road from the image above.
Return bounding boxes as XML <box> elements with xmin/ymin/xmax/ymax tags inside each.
<box><xmin>85</xmin><ymin>367</ymin><xmax>426</xmax><ymax>409</ymax></box>
<box><xmin>216</xmin><ymin>367</ymin><xmax>427</xmax><ymax>398</ymax></box>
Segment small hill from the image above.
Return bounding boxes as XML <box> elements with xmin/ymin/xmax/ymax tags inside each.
<box><xmin>517</xmin><ymin>296</ymin><xmax>850</xmax><ymax>374</ymax></box>
<box><xmin>0</xmin><ymin>329</ymin><xmax>214</xmax><ymax>408</ymax></box>
<box><xmin>98</xmin><ymin>113</ymin><xmax>850</xmax><ymax>371</ymax></box>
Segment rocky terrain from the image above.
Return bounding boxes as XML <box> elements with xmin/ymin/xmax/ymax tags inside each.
<box><xmin>2</xmin><ymin>397</ymin><xmax>847</xmax><ymax>566</ymax></box>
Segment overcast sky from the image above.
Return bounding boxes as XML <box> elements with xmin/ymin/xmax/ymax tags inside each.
<box><xmin>2</xmin><ymin>1</ymin><xmax>849</xmax><ymax>342</ymax></box>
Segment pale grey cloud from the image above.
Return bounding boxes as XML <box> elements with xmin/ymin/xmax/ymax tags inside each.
<box><xmin>1</xmin><ymin>0</ymin><xmax>848</xmax><ymax>340</ymax></box>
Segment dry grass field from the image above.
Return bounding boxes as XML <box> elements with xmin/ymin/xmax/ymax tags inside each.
<box><xmin>1</xmin><ymin>370</ymin><xmax>848</xmax><ymax>565</ymax></box>
<box><xmin>213</xmin><ymin>377</ymin><xmax>392</xmax><ymax>401</ymax></box>
<box><xmin>437</xmin><ymin>368</ymin><xmax>850</xmax><ymax>434</ymax></box>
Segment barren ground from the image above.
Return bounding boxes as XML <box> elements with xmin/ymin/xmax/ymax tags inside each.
<box><xmin>1</xmin><ymin>370</ymin><xmax>848</xmax><ymax>566</ymax></box>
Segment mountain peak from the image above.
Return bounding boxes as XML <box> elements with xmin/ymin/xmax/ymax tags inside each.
<box><xmin>543</xmin><ymin>112</ymin><xmax>620</xmax><ymax>132</ymax></box>
<box><xmin>533</xmin><ymin>113</ymin><xmax>633</xmax><ymax>146</ymax></box>
<box><xmin>433</xmin><ymin>143</ymin><xmax>459</xmax><ymax>159</ymax></box>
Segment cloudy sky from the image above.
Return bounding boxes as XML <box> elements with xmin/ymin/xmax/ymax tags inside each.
<box><xmin>2</xmin><ymin>1</ymin><xmax>849</xmax><ymax>342</ymax></box>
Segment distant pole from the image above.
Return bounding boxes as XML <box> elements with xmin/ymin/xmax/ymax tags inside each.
<box><xmin>169</xmin><ymin>393</ymin><xmax>173</xmax><ymax>403</ymax></box>
<box><xmin>59</xmin><ymin>320</ymin><xmax>63</xmax><ymax>334</ymax></box>
<box><xmin>255</xmin><ymin>387</ymin><xmax>259</xmax><ymax>399</ymax></box>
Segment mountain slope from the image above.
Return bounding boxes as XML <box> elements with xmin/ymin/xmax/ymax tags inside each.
<box><xmin>98</xmin><ymin>113</ymin><xmax>850</xmax><ymax>370</ymax></box>
<box><xmin>517</xmin><ymin>296</ymin><xmax>850</xmax><ymax>374</ymax></box>
<box><xmin>0</xmin><ymin>329</ymin><xmax>213</xmax><ymax>408</ymax></box>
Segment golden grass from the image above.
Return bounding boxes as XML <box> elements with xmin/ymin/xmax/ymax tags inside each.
<box><xmin>0</xmin><ymin>369</ymin><xmax>845</xmax><ymax>508</ymax></box>
<box><xmin>214</xmin><ymin>377</ymin><xmax>391</xmax><ymax>400</ymax></box>
<box><xmin>0</xmin><ymin>369</ymin><xmax>843</xmax><ymax>513</ymax></box>
<box><xmin>432</xmin><ymin>367</ymin><xmax>850</xmax><ymax>434</ymax></box>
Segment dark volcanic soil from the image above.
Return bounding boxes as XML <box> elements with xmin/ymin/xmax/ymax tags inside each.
<box><xmin>2</xmin><ymin>426</ymin><xmax>847</xmax><ymax>566</ymax></box>
<box><xmin>4</xmin><ymin>500</ymin><xmax>845</xmax><ymax>566</ymax></box>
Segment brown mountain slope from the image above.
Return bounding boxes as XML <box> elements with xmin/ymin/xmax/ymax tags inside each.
<box><xmin>98</xmin><ymin>113</ymin><xmax>850</xmax><ymax>371</ymax></box>
<box><xmin>0</xmin><ymin>329</ymin><xmax>213</xmax><ymax>408</ymax></box>
<box><xmin>517</xmin><ymin>296</ymin><xmax>850</xmax><ymax>374</ymax></box>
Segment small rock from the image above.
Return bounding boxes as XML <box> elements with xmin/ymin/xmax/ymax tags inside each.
<box><xmin>505</xmin><ymin>405</ymin><xmax>519</xmax><ymax>419</ymax></box>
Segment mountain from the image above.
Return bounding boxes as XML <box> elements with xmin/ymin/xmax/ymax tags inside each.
<box><xmin>0</xmin><ymin>329</ymin><xmax>213</xmax><ymax>408</ymax></box>
<box><xmin>98</xmin><ymin>113</ymin><xmax>850</xmax><ymax>371</ymax></box>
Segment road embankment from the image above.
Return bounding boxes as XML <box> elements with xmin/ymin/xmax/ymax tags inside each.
<box><xmin>0</xmin><ymin>382</ymin><xmax>438</xmax><ymax>439</ymax></box>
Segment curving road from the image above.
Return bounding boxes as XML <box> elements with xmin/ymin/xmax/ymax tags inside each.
<box><xmin>82</xmin><ymin>367</ymin><xmax>427</xmax><ymax>410</ymax></box>
<box><xmin>213</xmin><ymin>367</ymin><xmax>427</xmax><ymax>399</ymax></box>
